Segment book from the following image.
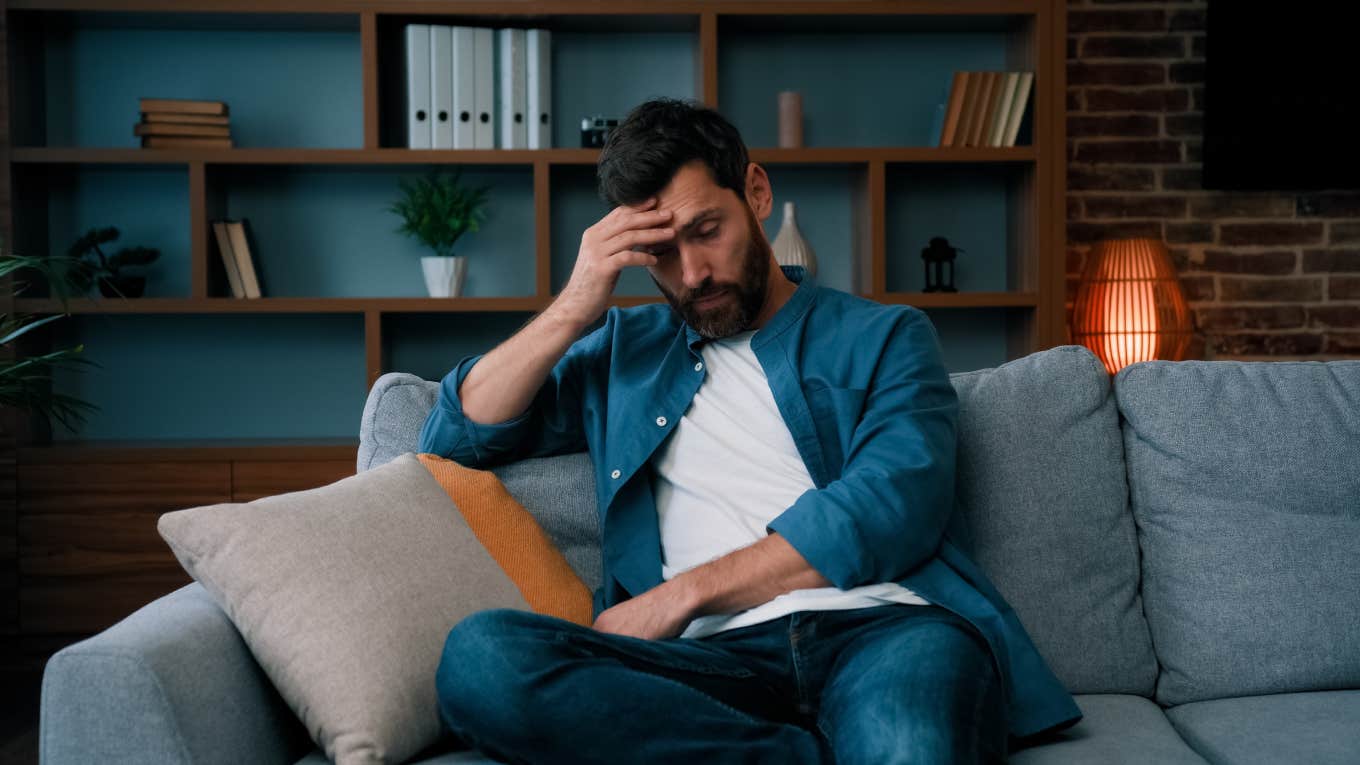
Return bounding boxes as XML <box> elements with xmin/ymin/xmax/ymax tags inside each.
<box><xmin>968</xmin><ymin>71</ymin><xmax>999</xmax><ymax>147</ymax></box>
<box><xmin>139</xmin><ymin>98</ymin><xmax>228</xmax><ymax>116</ymax></box>
<box><xmin>405</xmin><ymin>24</ymin><xmax>432</xmax><ymax>148</ymax></box>
<box><xmin>473</xmin><ymin>27</ymin><xmax>494</xmax><ymax>149</ymax></box>
<box><xmin>211</xmin><ymin>221</ymin><xmax>246</xmax><ymax>298</ymax></box>
<box><xmin>977</xmin><ymin>71</ymin><xmax>1005</xmax><ymax>148</ymax></box>
<box><xmin>142</xmin><ymin>136</ymin><xmax>233</xmax><ymax>149</ymax></box>
<box><xmin>939</xmin><ymin>71</ymin><xmax>968</xmax><ymax>147</ymax></box>
<box><xmin>989</xmin><ymin>73</ymin><xmax>1021</xmax><ymax>148</ymax></box>
<box><xmin>526</xmin><ymin>29</ymin><xmax>552</xmax><ymax>149</ymax></box>
<box><xmin>497</xmin><ymin>28</ymin><xmax>527</xmax><ymax>149</ymax></box>
<box><xmin>143</xmin><ymin>112</ymin><xmax>231</xmax><ymax>126</ymax></box>
<box><xmin>953</xmin><ymin>71</ymin><xmax>980</xmax><ymax>148</ymax></box>
<box><xmin>451</xmin><ymin>26</ymin><xmax>477</xmax><ymax>149</ymax></box>
<box><xmin>1002</xmin><ymin>72</ymin><xmax>1035</xmax><ymax>148</ymax></box>
<box><xmin>431</xmin><ymin>25</ymin><xmax>454</xmax><ymax>149</ymax></box>
<box><xmin>225</xmin><ymin>220</ymin><xmax>262</xmax><ymax>298</ymax></box>
<box><xmin>134</xmin><ymin>122</ymin><xmax>232</xmax><ymax>138</ymax></box>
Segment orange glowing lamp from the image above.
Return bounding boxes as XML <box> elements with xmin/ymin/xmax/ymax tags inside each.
<box><xmin>1070</xmin><ymin>238</ymin><xmax>1193</xmax><ymax>375</ymax></box>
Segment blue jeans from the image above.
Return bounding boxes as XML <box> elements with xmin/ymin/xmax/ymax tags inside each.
<box><xmin>435</xmin><ymin>602</ymin><xmax>1007</xmax><ymax>764</ymax></box>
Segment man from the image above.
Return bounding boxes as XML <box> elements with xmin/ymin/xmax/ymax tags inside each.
<box><xmin>419</xmin><ymin>97</ymin><xmax>1081</xmax><ymax>764</ymax></box>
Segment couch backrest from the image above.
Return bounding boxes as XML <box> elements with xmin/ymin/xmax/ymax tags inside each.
<box><xmin>1115</xmin><ymin>357</ymin><xmax>1360</xmax><ymax>706</ymax></box>
<box><xmin>359</xmin><ymin>373</ymin><xmax>603</xmax><ymax>592</ymax></box>
<box><xmin>949</xmin><ymin>345</ymin><xmax>1157</xmax><ymax>696</ymax></box>
<box><xmin>360</xmin><ymin>345</ymin><xmax>1159</xmax><ymax>697</ymax></box>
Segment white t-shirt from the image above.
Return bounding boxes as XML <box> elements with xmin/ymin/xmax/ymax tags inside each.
<box><xmin>652</xmin><ymin>329</ymin><xmax>930</xmax><ymax>640</ymax></box>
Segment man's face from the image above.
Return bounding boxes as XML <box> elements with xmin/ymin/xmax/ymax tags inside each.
<box><xmin>641</xmin><ymin>162</ymin><xmax>773</xmax><ymax>339</ymax></box>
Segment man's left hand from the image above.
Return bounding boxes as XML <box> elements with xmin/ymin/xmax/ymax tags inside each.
<box><xmin>592</xmin><ymin>580</ymin><xmax>696</xmax><ymax>640</ymax></box>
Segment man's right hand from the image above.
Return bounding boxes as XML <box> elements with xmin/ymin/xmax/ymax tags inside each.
<box><xmin>549</xmin><ymin>196</ymin><xmax>674</xmax><ymax>329</ymax></box>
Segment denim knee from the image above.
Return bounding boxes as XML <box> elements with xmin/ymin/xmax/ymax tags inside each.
<box><xmin>435</xmin><ymin>608</ymin><xmax>546</xmax><ymax>735</ymax></box>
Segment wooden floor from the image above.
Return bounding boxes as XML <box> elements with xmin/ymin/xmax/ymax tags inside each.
<box><xmin>1</xmin><ymin>636</ymin><xmax>85</xmax><ymax>765</ymax></box>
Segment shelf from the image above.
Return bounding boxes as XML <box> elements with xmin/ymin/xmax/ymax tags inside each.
<box><xmin>18</xmin><ymin>438</ymin><xmax>359</xmax><ymax>463</ymax></box>
<box><xmin>9</xmin><ymin>1</ymin><xmax>1042</xmax><ymax>17</ymax></box>
<box><xmin>10</xmin><ymin>146</ymin><xmax>1036</xmax><ymax>166</ymax></box>
<box><xmin>12</xmin><ymin>296</ymin><xmax>552</xmax><ymax>313</ymax></box>
<box><xmin>870</xmin><ymin>291</ymin><xmax>1038</xmax><ymax>308</ymax></box>
<box><xmin>14</xmin><ymin>292</ymin><xmax>1033</xmax><ymax>314</ymax></box>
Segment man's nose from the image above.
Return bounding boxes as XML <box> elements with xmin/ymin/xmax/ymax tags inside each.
<box><xmin>679</xmin><ymin>244</ymin><xmax>712</xmax><ymax>290</ymax></box>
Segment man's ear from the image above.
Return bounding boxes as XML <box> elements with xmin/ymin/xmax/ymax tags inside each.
<box><xmin>744</xmin><ymin>162</ymin><xmax>774</xmax><ymax>222</ymax></box>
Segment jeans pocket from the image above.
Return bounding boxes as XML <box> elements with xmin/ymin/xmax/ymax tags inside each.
<box><xmin>557</xmin><ymin>630</ymin><xmax>758</xmax><ymax>679</ymax></box>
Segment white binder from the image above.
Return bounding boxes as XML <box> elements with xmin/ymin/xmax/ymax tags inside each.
<box><xmin>405</xmin><ymin>24</ymin><xmax>431</xmax><ymax>149</ymax></box>
<box><xmin>430</xmin><ymin>25</ymin><xmax>454</xmax><ymax>149</ymax></box>
<box><xmin>526</xmin><ymin>29</ymin><xmax>552</xmax><ymax>149</ymax></box>
<box><xmin>497</xmin><ymin>28</ymin><xmax>527</xmax><ymax>149</ymax></box>
<box><xmin>473</xmin><ymin>27</ymin><xmax>495</xmax><ymax>149</ymax></box>
<box><xmin>451</xmin><ymin>26</ymin><xmax>476</xmax><ymax>149</ymax></box>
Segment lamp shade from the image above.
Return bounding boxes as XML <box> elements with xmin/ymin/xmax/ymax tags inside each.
<box><xmin>1071</xmin><ymin>238</ymin><xmax>1192</xmax><ymax>375</ymax></box>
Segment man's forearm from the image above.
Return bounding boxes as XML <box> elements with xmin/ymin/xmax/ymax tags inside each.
<box><xmin>458</xmin><ymin>306</ymin><xmax>587</xmax><ymax>424</ymax></box>
<box><xmin>670</xmin><ymin>531</ymin><xmax>833</xmax><ymax>619</ymax></box>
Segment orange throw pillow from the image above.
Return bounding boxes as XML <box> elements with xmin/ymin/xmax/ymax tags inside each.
<box><xmin>416</xmin><ymin>453</ymin><xmax>594</xmax><ymax>626</ymax></box>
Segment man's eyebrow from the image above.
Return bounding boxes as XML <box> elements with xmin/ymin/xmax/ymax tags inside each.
<box><xmin>675</xmin><ymin>207</ymin><xmax>724</xmax><ymax>235</ymax></box>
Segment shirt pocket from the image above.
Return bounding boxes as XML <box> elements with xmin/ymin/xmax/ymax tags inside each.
<box><xmin>803</xmin><ymin>386</ymin><xmax>868</xmax><ymax>472</ymax></box>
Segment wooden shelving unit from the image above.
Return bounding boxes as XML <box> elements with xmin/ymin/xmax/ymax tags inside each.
<box><xmin>1</xmin><ymin>0</ymin><xmax>1067</xmax><ymax>633</ymax></box>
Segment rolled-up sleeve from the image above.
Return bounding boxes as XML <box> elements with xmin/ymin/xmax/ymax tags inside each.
<box><xmin>417</xmin><ymin>311</ymin><xmax>614</xmax><ymax>467</ymax></box>
<box><xmin>765</xmin><ymin>311</ymin><xmax>959</xmax><ymax>589</ymax></box>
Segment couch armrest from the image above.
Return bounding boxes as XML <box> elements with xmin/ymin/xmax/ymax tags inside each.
<box><xmin>40</xmin><ymin>583</ymin><xmax>311</xmax><ymax>765</ymax></box>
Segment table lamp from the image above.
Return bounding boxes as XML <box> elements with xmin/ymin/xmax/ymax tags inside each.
<box><xmin>1070</xmin><ymin>238</ymin><xmax>1193</xmax><ymax>375</ymax></box>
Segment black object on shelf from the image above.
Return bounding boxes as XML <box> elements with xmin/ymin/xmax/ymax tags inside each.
<box><xmin>922</xmin><ymin>236</ymin><xmax>961</xmax><ymax>293</ymax></box>
<box><xmin>580</xmin><ymin>116</ymin><xmax>619</xmax><ymax>148</ymax></box>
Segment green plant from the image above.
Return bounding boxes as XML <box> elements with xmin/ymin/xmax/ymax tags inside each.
<box><xmin>388</xmin><ymin>169</ymin><xmax>492</xmax><ymax>258</ymax></box>
<box><xmin>0</xmin><ymin>235</ymin><xmax>102</xmax><ymax>435</ymax></box>
<box><xmin>65</xmin><ymin>226</ymin><xmax>160</xmax><ymax>298</ymax></box>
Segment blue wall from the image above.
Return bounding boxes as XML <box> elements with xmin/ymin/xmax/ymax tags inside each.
<box><xmin>33</xmin><ymin>15</ymin><xmax>1033</xmax><ymax>440</ymax></box>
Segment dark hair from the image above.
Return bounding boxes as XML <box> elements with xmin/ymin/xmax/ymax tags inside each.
<box><xmin>596</xmin><ymin>97</ymin><xmax>750</xmax><ymax>209</ymax></box>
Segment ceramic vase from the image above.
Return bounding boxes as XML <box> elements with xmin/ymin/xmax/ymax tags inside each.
<box><xmin>771</xmin><ymin>201</ymin><xmax>817</xmax><ymax>277</ymax></box>
<box><xmin>421</xmin><ymin>255</ymin><xmax>468</xmax><ymax>297</ymax></box>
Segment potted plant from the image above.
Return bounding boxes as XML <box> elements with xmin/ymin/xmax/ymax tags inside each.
<box><xmin>0</xmin><ymin>234</ymin><xmax>102</xmax><ymax>441</ymax></box>
<box><xmin>62</xmin><ymin>226</ymin><xmax>161</xmax><ymax>299</ymax></box>
<box><xmin>388</xmin><ymin>168</ymin><xmax>491</xmax><ymax>297</ymax></box>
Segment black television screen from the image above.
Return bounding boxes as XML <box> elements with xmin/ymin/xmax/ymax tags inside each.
<box><xmin>1202</xmin><ymin>2</ymin><xmax>1360</xmax><ymax>190</ymax></box>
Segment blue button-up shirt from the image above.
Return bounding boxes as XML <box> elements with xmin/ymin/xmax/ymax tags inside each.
<box><xmin>419</xmin><ymin>265</ymin><xmax>1082</xmax><ymax>741</ymax></box>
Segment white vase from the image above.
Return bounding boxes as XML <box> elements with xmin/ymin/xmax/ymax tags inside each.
<box><xmin>771</xmin><ymin>201</ymin><xmax>817</xmax><ymax>277</ymax></box>
<box><xmin>420</xmin><ymin>255</ymin><xmax>467</xmax><ymax>297</ymax></box>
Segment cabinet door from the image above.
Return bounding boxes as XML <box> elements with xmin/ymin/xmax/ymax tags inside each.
<box><xmin>232</xmin><ymin>460</ymin><xmax>356</xmax><ymax>502</ymax></box>
<box><xmin>18</xmin><ymin>462</ymin><xmax>231</xmax><ymax>634</ymax></box>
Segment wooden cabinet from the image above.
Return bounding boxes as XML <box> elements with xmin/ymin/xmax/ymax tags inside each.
<box><xmin>16</xmin><ymin>443</ymin><xmax>355</xmax><ymax>633</ymax></box>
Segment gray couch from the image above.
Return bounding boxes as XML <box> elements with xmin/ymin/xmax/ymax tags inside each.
<box><xmin>40</xmin><ymin>344</ymin><xmax>1360</xmax><ymax>764</ymax></box>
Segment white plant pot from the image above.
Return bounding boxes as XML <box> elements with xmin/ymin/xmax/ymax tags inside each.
<box><xmin>421</xmin><ymin>255</ymin><xmax>467</xmax><ymax>298</ymax></box>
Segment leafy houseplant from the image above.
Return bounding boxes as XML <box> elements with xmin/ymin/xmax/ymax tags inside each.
<box><xmin>66</xmin><ymin>226</ymin><xmax>161</xmax><ymax>299</ymax></box>
<box><xmin>388</xmin><ymin>169</ymin><xmax>491</xmax><ymax>297</ymax></box>
<box><xmin>0</xmin><ymin>235</ymin><xmax>102</xmax><ymax>439</ymax></box>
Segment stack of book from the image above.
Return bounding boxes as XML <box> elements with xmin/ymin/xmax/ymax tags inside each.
<box><xmin>938</xmin><ymin>71</ymin><xmax>1034</xmax><ymax>148</ymax></box>
<box><xmin>211</xmin><ymin>219</ymin><xmax>263</xmax><ymax>298</ymax></box>
<box><xmin>136</xmin><ymin>98</ymin><xmax>233</xmax><ymax>149</ymax></box>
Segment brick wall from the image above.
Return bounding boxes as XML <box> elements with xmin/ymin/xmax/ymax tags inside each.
<box><xmin>1066</xmin><ymin>0</ymin><xmax>1360</xmax><ymax>359</ymax></box>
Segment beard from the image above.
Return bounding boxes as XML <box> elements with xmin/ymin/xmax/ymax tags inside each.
<box><xmin>651</xmin><ymin>204</ymin><xmax>772</xmax><ymax>340</ymax></box>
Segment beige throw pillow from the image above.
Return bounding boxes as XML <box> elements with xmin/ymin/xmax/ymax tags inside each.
<box><xmin>157</xmin><ymin>451</ymin><xmax>530</xmax><ymax>765</ymax></box>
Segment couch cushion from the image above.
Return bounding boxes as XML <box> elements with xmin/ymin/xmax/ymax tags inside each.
<box><xmin>158</xmin><ymin>452</ymin><xmax>532</xmax><ymax>765</ymax></box>
<box><xmin>360</xmin><ymin>372</ymin><xmax>601</xmax><ymax>593</ymax></box>
<box><xmin>1115</xmin><ymin>359</ymin><xmax>1360</xmax><ymax>706</ymax></box>
<box><xmin>949</xmin><ymin>345</ymin><xmax>1156</xmax><ymax>696</ymax></box>
<box><xmin>1010</xmin><ymin>695</ymin><xmax>1207</xmax><ymax>764</ymax></box>
<box><xmin>1165</xmin><ymin>690</ymin><xmax>1360</xmax><ymax>765</ymax></box>
<box><xmin>418</xmin><ymin>453</ymin><xmax>594</xmax><ymax>625</ymax></box>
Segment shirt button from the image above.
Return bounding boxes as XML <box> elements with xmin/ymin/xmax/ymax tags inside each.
<box><xmin>655</xmin><ymin>416</ymin><xmax>667</xmax><ymax>427</ymax></box>
<box><xmin>610</xmin><ymin>469</ymin><xmax>622</xmax><ymax>479</ymax></box>
<box><xmin>694</xmin><ymin>362</ymin><xmax>703</xmax><ymax>371</ymax></box>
